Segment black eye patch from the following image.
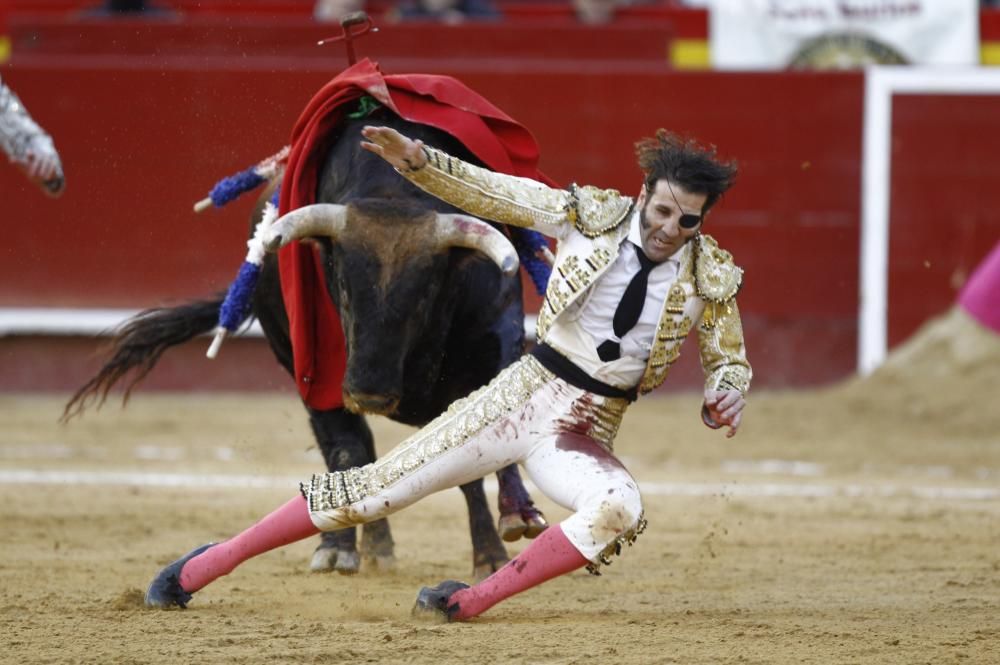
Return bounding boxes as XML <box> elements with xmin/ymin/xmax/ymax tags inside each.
<box><xmin>679</xmin><ymin>214</ymin><xmax>701</xmax><ymax>229</ymax></box>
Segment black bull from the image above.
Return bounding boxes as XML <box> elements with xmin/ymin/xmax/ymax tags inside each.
<box><xmin>64</xmin><ymin>108</ymin><xmax>548</xmax><ymax>579</ymax></box>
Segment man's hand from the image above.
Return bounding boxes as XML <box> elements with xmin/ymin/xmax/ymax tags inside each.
<box><xmin>360</xmin><ymin>126</ymin><xmax>427</xmax><ymax>173</ymax></box>
<box><xmin>24</xmin><ymin>148</ymin><xmax>59</xmax><ymax>180</ymax></box>
<box><xmin>701</xmin><ymin>388</ymin><xmax>745</xmax><ymax>438</ymax></box>
<box><xmin>18</xmin><ymin>138</ymin><xmax>64</xmax><ymax>197</ymax></box>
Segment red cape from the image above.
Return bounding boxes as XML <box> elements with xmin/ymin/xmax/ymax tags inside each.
<box><xmin>278</xmin><ymin>58</ymin><xmax>555</xmax><ymax>409</ymax></box>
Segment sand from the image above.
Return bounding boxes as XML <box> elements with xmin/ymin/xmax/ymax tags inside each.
<box><xmin>1</xmin><ymin>308</ymin><xmax>997</xmax><ymax>664</ymax></box>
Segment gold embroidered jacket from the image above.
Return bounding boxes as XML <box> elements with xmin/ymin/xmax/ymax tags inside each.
<box><xmin>401</xmin><ymin>147</ymin><xmax>752</xmax><ymax>397</ymax></box>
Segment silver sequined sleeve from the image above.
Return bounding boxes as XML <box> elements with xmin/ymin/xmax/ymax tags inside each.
<box><xmin>0</xmin><ymin>74</ymin><xmax>58</xmax><ymax>166</ymax></box>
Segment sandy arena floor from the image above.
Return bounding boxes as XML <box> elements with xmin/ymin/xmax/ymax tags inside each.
<box><xmin>1</xmin><ymin>309</ymin><xmax>998</xmax><ymax>664</ymax></box>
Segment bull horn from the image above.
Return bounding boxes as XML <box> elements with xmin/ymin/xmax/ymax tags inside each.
<box><xmin>434</xmin><ymin>214</ymin><xmax>519</xmax><ymax>276</ymax></box>
<box><xmin>262</xmin><ymin>204</ymin><xmax>348</xmax><ymax>251</ymax></box>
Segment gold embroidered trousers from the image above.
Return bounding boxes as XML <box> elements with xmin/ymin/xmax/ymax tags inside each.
<box><xmin>301</xmin><ymin>354</ymin><xmax>645</xmax><ymax>564</ymax></box>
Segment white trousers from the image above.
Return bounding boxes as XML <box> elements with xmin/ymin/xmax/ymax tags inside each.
<box><xmin>301</xmin><ymin>355</ymin><xmax>644</xmax><ymax>564</ymax></box>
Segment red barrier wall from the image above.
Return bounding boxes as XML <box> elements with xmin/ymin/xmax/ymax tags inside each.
<box><xmin>2</xmin><ymin>17</ymin><xmax>998</xmax><ymax>393</ymax></box>
<box><xmin>889</xmin><ymin>95</ymin><xmax>1000</xmax><ymax>347</ymax></box>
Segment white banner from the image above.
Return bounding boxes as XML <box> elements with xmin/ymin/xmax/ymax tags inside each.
<box><xmin>711</xmin><ymin>0</ymin><xmax>980</xmax><ymax>69</ymax></box>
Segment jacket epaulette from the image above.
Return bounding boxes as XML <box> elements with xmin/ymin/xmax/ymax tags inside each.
<box><xmin>694</xmin><ymin>234</ymin><xmax>743</xmax><ymax>303</ymax></box>
<box><xmin>568</xmin><ymin>184</ymin><xmax>634</xmax><ymax>238</ymax></box>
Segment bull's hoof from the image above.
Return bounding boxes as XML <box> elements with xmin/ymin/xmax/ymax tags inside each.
<box><xmin>412</xmin><ymin>580</ymin><xmax>469</xmax><ymax>623</ymax></box>
<box><xmin>472</xmin><ymin>557</ymin><xmax>506</xmax><ymax>583</ymax></box>
<box><xmin>333</xmin><ymin>549</ymin><xmax>360</xmax><ymax>575</ymax></box>
<box><xmin>309</xmin><ymin>547</ymin><xmax>337</xmax><ymax>572</ymax></box>
<box><xmin>521</xmin><ymin>508</ymin><xmax>549</xmax><ymax>539</ymax></box>
<box><xmin>498</xmin><ymin>512</ymin><xmax>528</xmax><ymax>542</ymax></box>
<box><xmin>363</xmin><ymin>552</ymin><xmax>398</xmax><ymax>571</ymax></box>
<box><xmin>144</xmin><ymin>543</ymin><xmax>215</xmax><ymax>609</ymax></box>
<box><xmin>309</xmin><ymin>546</ymin><xmax>361</xmax><ymax>574</ymax></box>
<box><xmin>498</xmin><ymin>509</ymin><xmax>549</xmax><ymax>542</ymax></box>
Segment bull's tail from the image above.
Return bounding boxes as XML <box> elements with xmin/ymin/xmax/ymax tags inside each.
<box><xmin>62</xmin><ymin>297</ymin><xmax>224</xmax><ymax>422</ymax></box>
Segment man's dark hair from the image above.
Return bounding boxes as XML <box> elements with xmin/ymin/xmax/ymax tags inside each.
<box><xmin>635</xmin><ymin>129</ymin><xmax>738</xmax><ymax>214</ymax></box>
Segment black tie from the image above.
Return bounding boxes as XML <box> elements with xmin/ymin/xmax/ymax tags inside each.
<box><xmin>597</xmin><ymin>247</ymin><xmax>657</xmax><ymax>361</ymax></box>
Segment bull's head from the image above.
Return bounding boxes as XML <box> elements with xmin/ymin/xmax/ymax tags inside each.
<box><xmin>264</xmin><ymin>201</ymin><xmax>519</xmax><ymax>416</ymax></box>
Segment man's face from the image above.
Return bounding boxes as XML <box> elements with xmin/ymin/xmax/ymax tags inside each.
<box><xmin>637</xmin><ymin>179</ymin><xmax>707</xmax><ymax>263</ymax></box>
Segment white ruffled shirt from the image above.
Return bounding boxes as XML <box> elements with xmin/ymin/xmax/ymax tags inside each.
<box><xmin>544</xmin><ymin>209</ymin><xmax>686</xmax><ymax>389</ymax></box>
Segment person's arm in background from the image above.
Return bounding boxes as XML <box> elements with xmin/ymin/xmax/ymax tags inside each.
<box><xmin>0</xmin><ymin>74</ymin><xmax>65</xmax><ymax>196</ymax></box>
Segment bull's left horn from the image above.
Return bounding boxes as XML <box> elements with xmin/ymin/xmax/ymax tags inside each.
<box><xmin>435</xmin><ymin>214</ymin><xmax>519</xmax><ymax>276</ymax></box>
<box><xmin>262</xmin><ymin>204</ymin><xmax>348</xmax><ymax>251</ymax></box>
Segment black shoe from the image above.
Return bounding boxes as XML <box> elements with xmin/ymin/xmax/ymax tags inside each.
<box><xmin>412</xmin><ymin>580</ymin><xmax>470</xmax><ymax>622</ymax></box>
<box><xmin>144</xmin><ymin>543</ymin><xmax>215</xmax><ymax>609</ymax></box>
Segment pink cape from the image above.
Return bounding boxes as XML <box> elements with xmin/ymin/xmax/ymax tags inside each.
<box><xmin>958</xmin><ymin>240</ymin><xmax>1000</xmax><ymax>334</ymax></box>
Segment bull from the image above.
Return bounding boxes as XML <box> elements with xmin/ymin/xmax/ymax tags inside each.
<box><xmin>64</xmin><ymin>106</ymin><xmax>548</xmax><ymax>580</ymax></box>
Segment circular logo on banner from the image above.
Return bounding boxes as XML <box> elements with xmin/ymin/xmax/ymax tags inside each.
<box><xmin>789</xmin><ymin>31</ymin><xmax>909</xmax><ymax>69</ymax></box>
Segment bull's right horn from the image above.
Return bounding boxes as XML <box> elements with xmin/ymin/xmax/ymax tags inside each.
<box><xmin>434</xmin><ymin>213</ymin><xmax>519</xmax><ymax>276</ymax></box>
<box><xmin>262</xmin><ymin>204</ymin><xmax>348</xmax><ymax>251</ymax></box>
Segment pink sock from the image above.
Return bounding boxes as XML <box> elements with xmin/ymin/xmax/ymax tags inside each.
<box><xmin>449</xmin><ymin>524</ymin><xmax>588</xmax><ymax>620</ymax></box>
<box><xmin>179</xmin><ymin>494</ymin><xmax>319</xmax><ymax>592</ymax></box>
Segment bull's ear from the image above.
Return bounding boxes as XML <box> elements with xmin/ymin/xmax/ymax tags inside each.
<box><xmin>263</xmin><ymin>204</ymin><xmax>348</xmax><ymax>251</ymax></box>
<box><xmin>434</xmin><ymin>213</ymin><xmax>519</xmax><ymax>276</ymax></box>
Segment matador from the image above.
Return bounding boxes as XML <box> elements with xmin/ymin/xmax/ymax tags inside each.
<box><xmin>143</xmin><ymin>124</ymin><xmax>752</xmax><ymax>621</ymax></box>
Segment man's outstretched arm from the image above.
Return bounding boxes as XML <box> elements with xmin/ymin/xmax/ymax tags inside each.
<box><xmin>360</xmin><ymin>125</ymin><xmax>573</xmax><ymax>238</ymax></box>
